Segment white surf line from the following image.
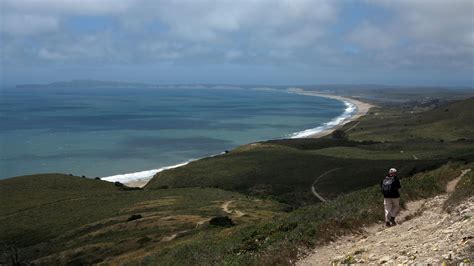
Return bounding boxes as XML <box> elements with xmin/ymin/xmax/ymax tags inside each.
<box><xmin>101</xmin><ymin>152</ymin><xmax>228</xmax><ymax>185</ymax></box>
<box><xmin>289</xmin><ymin>101</ymin><xmax>357</xmax><ymax>138</ymax></box>
<box><xmin>311</xmin><ymin>168</ymin><xmax>341</xmax><ymax>203</ymax></box>
<box><xmin>101</xmin><ymin>160</ymin><xmax>199</xmax><ymax>184</ymax></box>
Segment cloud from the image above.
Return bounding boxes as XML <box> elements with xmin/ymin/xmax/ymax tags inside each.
<box><xmin>1</xmin><ymin>0</ymin><xmax>131</xmax><ymax>16</ymax></box>
<box><xmin>374</xmin><ymin>0</ymin><xmax>474</xmax><ymax>45</ymax></box>
<box><xmin>348</xmin><ymin>21</ymin><xmax>397</xmax><ymax>50</ymax></box>
<box><xmin>1</xmin><ymin>14</ymin><xmax>59</xmax><ymax>35</ymax></box>
<box><xmin>1</xmin><ymin>0</ymin><xmax>473</xmax><ymax>85</ymax></box>
<box><xmin>346</xmin><ymin>0</ymin><xmax>474</xmax><ymax>70</ymax></box>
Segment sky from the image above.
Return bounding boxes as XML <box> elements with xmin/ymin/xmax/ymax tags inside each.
<box><xmin>1</xmin><ymin>0</ymin><xmax>473</xmax><ymax>86</ymax></box>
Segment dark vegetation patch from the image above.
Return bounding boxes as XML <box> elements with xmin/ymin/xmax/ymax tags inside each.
<box><xmin>209</xmin><ymin>216</ymin><xmax>235</xmax><ymax>227</ymax></box>
<box><xmin>127</xmin><ymin>214</ymin><xmax>143</xmax><ymax>222</ymax></box>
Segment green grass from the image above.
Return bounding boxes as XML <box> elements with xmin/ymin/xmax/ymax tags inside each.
<box><xmin>146</xmin><ymin>142</ymin><xmax>446</xmax><ymax>205</ymax></box>
<box><xmin>345</xmin><ymin>98</ymin><xmax>474</xmax><ymax>142</ymax></box>
<box><xmin>309</xmin><ymin>140</ymin><xmax>474</xmax><ymax>160</ymax></box>
<box><xmin>0</xmin><ymin>174</ymin><xmax>285</xmax><ymax>264</ymax></box>
<box><xmin>134</xmin><ymin>162</ymin><xmax>465</xmax><ymax>265</ymax></box>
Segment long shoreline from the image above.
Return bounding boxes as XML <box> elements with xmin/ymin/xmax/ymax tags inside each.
<box><xmin>287</xmin><ymin>88</ymin><xmax>374</xmax><ymax>138</ymax></box>
<box><xmin>121</xmin><ymin>89</ymin><xmax>374</xmax><ymax>188</ymax></box>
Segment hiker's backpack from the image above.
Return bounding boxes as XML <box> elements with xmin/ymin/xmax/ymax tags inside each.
<box><xmin>382</xmin><ymin>177</ymin><xmax>396</xmax><ymax>196</ymax></box>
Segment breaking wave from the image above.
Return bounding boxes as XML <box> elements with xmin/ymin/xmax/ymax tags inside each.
<box><xmin>289</xmin><ymin>101</ymin><xmax>357</xmax><ymax>138</ymax></box>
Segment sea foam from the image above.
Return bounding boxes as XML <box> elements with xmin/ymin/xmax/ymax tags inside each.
<box><xmin>101</xmin><ymin>160</ymin><xmax>193</xmax><ymax>184</ymax></box>
<box><xmin>100</xmin><ymin>152</ymin><xmax>227</xmax><ymax>184</ymax></box>
<box><xmin>289</xmin><ymin>101</ymin><xmax>357</xmax><ymax>138</ymax></box>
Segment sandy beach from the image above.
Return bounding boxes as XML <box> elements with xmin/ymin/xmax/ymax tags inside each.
<box><xmin>288</xmin><ymin>88</ymin><xmax>374</xmax><ymax>138</ymax></box>
<box><xmin>124</xmin><ymin>179</ymin><xmax>149</xmax><ymax>188</ymax></box>
<box><xmin>124</xmin><ymin>89</ymin><xmax>374</xmax><ymax>188</ymax></box>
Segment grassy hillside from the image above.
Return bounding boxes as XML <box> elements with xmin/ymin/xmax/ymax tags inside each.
<box><xmin>0</xmin><ymin>174</ymin><xmax>285</xmax><ymax>264</ymax></box>
<box><xmin>146</xmin><ymin>142</ymin><xmax>446</xmax><ymax>204</ymax></box>
<box><xmin>133</xmin><ymin>162</ymin><xmax>472</xmax><ymax>265</ymax></box>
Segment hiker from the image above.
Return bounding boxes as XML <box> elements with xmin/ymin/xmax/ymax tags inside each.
<box><xmin>381</xmin><ymin>168</ymin><xmax>401</xmax><ymax>227</ymax></box>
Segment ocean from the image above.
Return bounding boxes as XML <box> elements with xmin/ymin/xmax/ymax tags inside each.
<box><xmin>0</xmin><ymin>86</ymin><xmax>354</xmax><ymax>182</ymax></box>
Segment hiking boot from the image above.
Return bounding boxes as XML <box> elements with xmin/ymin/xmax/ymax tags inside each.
<box><xmin>390</xmin><ymin>216</ymin><xmax>397</xmax><ymax>226</ymax></box>
<box><xmin>385</xmin><ymin>222</ymin><xmax>392</xmax><ymax>227</ymax></box>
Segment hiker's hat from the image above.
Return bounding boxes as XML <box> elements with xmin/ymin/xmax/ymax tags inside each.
<box><xmin>389</xmin><ymin>168</ymin><xmax>397</xmax><ymax>174</ymax></box>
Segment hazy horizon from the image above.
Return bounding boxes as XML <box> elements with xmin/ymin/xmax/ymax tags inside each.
<box><xmin>1</xmin><ymin>0</ymin><xmax>473</xmax><ymax>86</ymax></box>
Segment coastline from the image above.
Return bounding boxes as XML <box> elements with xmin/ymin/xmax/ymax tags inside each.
<box><xmin>121</xmin><ymin>89</ymin><xmax>374</xmax><ymax>188</ymax></box>
<box><xmin>287</xmin><ymin>88</ymin><xmax>374</xmax><ymax>138</ymax></box>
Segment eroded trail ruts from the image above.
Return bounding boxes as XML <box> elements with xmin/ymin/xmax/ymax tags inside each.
<box><xmin>299</xmin><ymin>169</ymin><xmax>473</xmax><ymax>265</ymax></box>
<box><xmin>221</xmin><ymin>200</ymin><xmax>245</xmax><ymax>218</ymax></box>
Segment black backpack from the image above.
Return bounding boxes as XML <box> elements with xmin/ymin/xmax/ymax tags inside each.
<box><xmin>382</xmin><ymin>177</ymin><xmax>395</xmax><ymax>195</ymax></box>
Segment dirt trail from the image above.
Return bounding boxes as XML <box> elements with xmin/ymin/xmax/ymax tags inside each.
<box><xmin>311</xmin><ymin>168</ymin><xmax>341</xmax><ymax>203</ymax></box>
<box><xmin>164</xmin><ymin>200</ymin><xmax>246</xmax><ymax>239</ymax></box>
<box><xmin>299</xmin><ymin>169</ymin><xmax>473</xmax><ymax>265</ymax></box>
<box><xmin>221</xmin><ymin>200</ymin><xmax>245</xmax><ymax>218</ymax></box>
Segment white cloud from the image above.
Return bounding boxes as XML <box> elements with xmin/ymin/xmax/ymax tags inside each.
<box><xmin>38</xmin><ymin>48</ymin><xmax>66</xmax><ymax>60</ymax></box>
<box><xmin>225</xmin><ymin>50</ymin><xmax>243</xmax><ymax>60</ymax></box>
<box><xmin>348</xmin><ymin>22</ymin><xmax>397</xmax><ymax>50</ymax></box>
<box><xmin>387</xmin><ymin>0</ymin><xmax>473</xmax><ymax>47</ymax></box>
<box><xmin>346</xmin><ymin>0</ymin><xmax>474</xmax><ymax>70</ymax></box>
<box><xmin>1</xmin><ymin>14</ymin><xmax>59</xmax><ymax>35</ymax></box>
<box><xmin>1</xmin><ymin>0</ymin><xmax>472</xmax><ymax>82</ymax></box>
<box><xmin>1</xmin><ymin>0</ymin><xmax>131</xmax><ymax>16</ymax></box>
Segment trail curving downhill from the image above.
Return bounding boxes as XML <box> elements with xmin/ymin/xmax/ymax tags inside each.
<box><xmin>311</xmin><ymin>168</ymin><xmax>341</xmax><ymax>203</ymax></box>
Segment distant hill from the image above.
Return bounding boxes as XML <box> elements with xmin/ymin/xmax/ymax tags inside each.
<box><xmin>15</xmin><ymin>79</ymin><xmax>155</xmax><ymax>89</ymax></box>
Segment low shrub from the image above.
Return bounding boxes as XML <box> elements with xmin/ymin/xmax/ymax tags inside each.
<box><xmin>127</xmin><ymin>214</ymin><xmax>143</xmax><ymax>222</ymax></box>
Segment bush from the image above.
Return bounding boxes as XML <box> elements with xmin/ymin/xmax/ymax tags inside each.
<box><xmin>331</xmin><ymin>130</ymin><xmax>347</xmax><ymax>139</ymax></box>
<box><xmin>209</xmin><ymin>216</ymin><xmax>235</xmax><ymax>227</ymax></box>
<box><xmin>127</xmin><ymin>214</ymin><xmax>143</xmax><ymax>222</ymax></box>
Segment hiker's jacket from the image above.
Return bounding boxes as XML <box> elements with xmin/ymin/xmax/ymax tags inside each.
<box><xmin>380</xmin><ymin>176</ymin><xmax>401</xmax><ymax>198</ymax></box>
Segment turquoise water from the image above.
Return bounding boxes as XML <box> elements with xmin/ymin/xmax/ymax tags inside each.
<box><xmin>0</xmin><ymin>87</ymin><xmax>347</xmax><ymax>180</ymax></box>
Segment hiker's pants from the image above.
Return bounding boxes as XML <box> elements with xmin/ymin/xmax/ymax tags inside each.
<box><xmin>384</xmin><ymin>198</ymin><xmax>400</xmax><ymax>222</ymax></box>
